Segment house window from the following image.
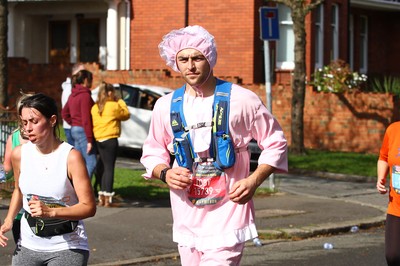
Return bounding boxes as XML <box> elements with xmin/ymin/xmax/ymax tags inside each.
<box><xmin>314</xmin><ymin>4</ymin><xmax>324</xmax><ymax>69</ymax></box>
<box><xmin>330</xmin><ymin>4</ymin><xmax>339</xmax><ymax>61</ymax></box>
<box><xmin>359</xmin><ymin>16</ymin><xmax>368</xmax><ymax>73</ymax></box>
<box><xmin>276</xmin><ymin>4</ymin><xmax>294</xmax><ymax>70</ymax></box>
<box><xmin>349</xmin><ymin>15</ymin><xmax>354</xmax><ymax>70</ymax></box>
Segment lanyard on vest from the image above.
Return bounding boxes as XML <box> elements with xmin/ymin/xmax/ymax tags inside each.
<box><xmin>170</xmin><ymin>79</ymin><xmax>235</xmax><ymax>170</ymax></box>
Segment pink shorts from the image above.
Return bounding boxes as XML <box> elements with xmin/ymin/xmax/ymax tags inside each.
<box><xmin>178</xmin><ymin>242</ymin><xmax>245</xmax><ymax>266</ymax></box>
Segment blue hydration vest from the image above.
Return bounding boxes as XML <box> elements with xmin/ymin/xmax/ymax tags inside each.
<box><xmin>170</xmin><ymin>79</ymin><xmax>236</xmax><ymax>170</ymax></box>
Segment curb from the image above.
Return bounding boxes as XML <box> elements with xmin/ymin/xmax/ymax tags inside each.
<box><xmin>258</xmin><ymin>215</ymin><xmax>386</xmax><ymax>240</ymax></box>
<box><xmin>90</xmin><ymin>253</ymin><xmax>181</xmax><ymax>266</ymax></box>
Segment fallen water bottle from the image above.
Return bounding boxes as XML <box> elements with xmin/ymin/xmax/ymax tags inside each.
<box><xmin>253</xmin><ymin>237</ymin><xmax>262</xmax><ymax>247</ymax></box>
<box><xmin>323</xmin><ymin>243</ymin><xmax>333</xmax><ymax>250</ymax></box>
<box><xmin>350</xmin><ymin>226</ymin><xmax>359</xmax><ymax>233</ymax></box>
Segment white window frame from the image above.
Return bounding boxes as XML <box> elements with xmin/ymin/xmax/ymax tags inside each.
<box><xmin>359</xmin><ymin>16</ymin><xmax>368</xmax><ymax>73</ymax></box>
<box><xmin>330</xmin><ymin>4</ymin><xmax>339</xmax><ymax>61</ymax></box>
<box><xmin>276</xmin><ymin>4</ymin><xmax>294</xmax><ymax>70</ymax></box>
<box><xmin>314</xmin><ymin>4</ymin><xmax>324</xmax><ymax>69</ymax></box>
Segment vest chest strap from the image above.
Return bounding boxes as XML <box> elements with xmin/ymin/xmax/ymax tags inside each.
<box><xmin>184</xmin><ymin>121</ymin><xmax>213</xmax><ymax>131</ymax></box>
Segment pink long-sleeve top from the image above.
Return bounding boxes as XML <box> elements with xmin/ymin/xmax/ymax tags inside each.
<box><xmin>140</xmin><ymin>83</ymin><xmax>288</xmax><ymax>251</ymax></box>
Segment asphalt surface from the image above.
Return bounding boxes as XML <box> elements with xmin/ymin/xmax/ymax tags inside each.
<box><xmin>0</xmin><ymin>158</ymin><xmax>387</xmax><ymax>266</ymax></box>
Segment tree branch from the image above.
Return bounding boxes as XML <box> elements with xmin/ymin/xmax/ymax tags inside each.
<box><xmin>305</xmin><ymin>0</ymin><xmax>325</xmax><ymax>13</ymax></box>
<box><xmin>267</xmin><ymin>0</ymin><xmax>324</xmax><ymax>12</ymax></box>
<box><xmin>267</xmin><ymin>0</ymin><xmax>292</xmax><ymax>8</ymax></box>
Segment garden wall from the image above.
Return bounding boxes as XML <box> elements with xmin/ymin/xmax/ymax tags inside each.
<box><xmin>6</xmin><ymin>59</ymin><xmax>399</xmax><ymax>154</ymax></box>
<box><xmin>267</xmin><ymin>71</ymin><xmax>400</xmax><ymax>155</ymax></box>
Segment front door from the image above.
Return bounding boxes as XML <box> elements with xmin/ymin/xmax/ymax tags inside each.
<box><xmin>49</xmin><ymin>21</ymin><xmax>70</xmax><ymax>64</ymax></box>
<box><xmin>78</xmin><ymin>19</ymin><xmax>100</xmax><ymax>63</ymax></box>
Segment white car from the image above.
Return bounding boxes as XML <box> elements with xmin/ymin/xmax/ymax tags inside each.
<box><xmin>249</xmin><ymin>139</ymin><xmax>262</xmax><ymax>166</ymax></box>
<box><xmin>91</xmin><ymin>83</ymin><xmax>173</xmax><ymax>150</ymax></box>
<box><xmin>91</xmin><ymin>84</ymin><xmax>262</xmax><ymax>165</ymax></box>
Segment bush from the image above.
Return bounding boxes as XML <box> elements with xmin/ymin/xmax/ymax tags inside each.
<box><xmin>309</xmin><ymin>59</ymin><xmax>367</xmax><ymax>93</ymax></box>
<box><xmin>367</xmin><ymin>75</ymin><xmax>400</xmax><ymax>96</ymax></box>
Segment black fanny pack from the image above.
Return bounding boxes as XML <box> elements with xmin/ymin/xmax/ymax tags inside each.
<box><xmin>24</xmin><ymin>211</ymin><xmax>78</xmax><ymax>237</ymax></box>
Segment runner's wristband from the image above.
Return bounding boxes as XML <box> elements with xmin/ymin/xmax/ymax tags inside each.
<box><xmin>160</xmin><ymin>167</ymin><xmax>170</xmax><ymax>183</ymax></box>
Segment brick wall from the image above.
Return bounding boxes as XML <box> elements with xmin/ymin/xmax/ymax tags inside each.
<box><xmin>6</xmin><ymin>58</ymin><xmax>397</xmax><ymax>154</ymax></box>
<box><xmin>7</xmin><ymin>58</ymin><xmax>70</xmax><ymax>109</ymax></box>
<box><xmin>270</xmin><ymin>71</ymin><xmax>399</xmax><ymax>154</ymax></box>
<box><xmin>129</xmin><ymin>0</ymin><xmax>264</xmax><ymax>85</ymax></box>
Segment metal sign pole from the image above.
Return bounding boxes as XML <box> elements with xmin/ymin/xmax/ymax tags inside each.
<box><xmin>264</xmin><ymin>40</ymin><xmax>272</xmax><ymax>112</ymax></box>
<box><xmin>264</xmin><ymin>40</ymin><xmax>275</xmax><ymax>190</ymax></box>
<box><xmin>260</xmin><ymin>6</ymin><xmax>279</xmax><ymax>191</ymax></box>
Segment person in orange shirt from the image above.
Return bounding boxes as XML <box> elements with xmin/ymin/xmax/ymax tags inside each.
<box><xmin>377</xmin><ymin>121</ymin><xmax>400</xmax><ymax>266</ymax></box>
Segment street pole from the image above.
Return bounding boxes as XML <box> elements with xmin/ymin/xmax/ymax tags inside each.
<box><xmin>264</xmin><ymin>40</ymin><xmax>275</xmax><ymax>190</ymax></box>
<box><xmin>264</xmin><ymin>40</ymin><xmax>272</xmax><ymax>112</ymax></box>
<box><xmin>260</xmin><ymin>6</ymin><xmax>279</xmax><ymax>191</ymax></box>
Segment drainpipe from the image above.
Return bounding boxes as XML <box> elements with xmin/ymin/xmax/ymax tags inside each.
<box><xmin>125</xmin><ymin>0</ymin><xmax>131</xmax><ymax>70</ymax></box>
<box><xmin>185</xmin><ymin>0</ymin><xmax>189</xmax><ymax>26</ymax></box>
<box><xmin>347</xmin><ymin>0</ymin><xmax>351</xmax><ymax>66</ymax></box>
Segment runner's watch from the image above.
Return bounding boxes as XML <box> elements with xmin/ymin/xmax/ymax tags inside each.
<box><xmin>160</xmin><ymin>167</ymin><xmax>170</xmax><ymax>183</ymax></box>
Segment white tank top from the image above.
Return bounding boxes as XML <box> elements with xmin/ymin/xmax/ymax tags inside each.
<box><xmin>19</xmin><ymin>141</ymin><xmax>89</xmax><ymax>252</ymax></box>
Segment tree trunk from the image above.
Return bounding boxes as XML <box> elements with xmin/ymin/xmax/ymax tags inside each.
<box><xmin>0</xmin><ymin>0</ymin><xmax>7</xmax><ymax>107</ymax></box>
<box><xmin>290</xmin><ymin>8</ymin><xmax>306</xmax><ymax>154</ymax></box>
<box><xmin>267</xmin><ymin>0</ymin><xmax>323</xmax><ymax>155</ymax></box>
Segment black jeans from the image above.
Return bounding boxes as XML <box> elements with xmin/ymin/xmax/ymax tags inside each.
<box><xmin>386</xmin><ymin>213</ymin><xmax>400</xmax><ymax>266</ymax></box>
<box><xmin>96</xmin><ymin>138</ymin><xmax>118</xmax><ymax>193</ymax></box>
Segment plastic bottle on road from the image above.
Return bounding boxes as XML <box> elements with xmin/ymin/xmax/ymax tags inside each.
<box><xmin>253</xmin><ymin>237</ymin><xmax>262</xmax><ymax>247</ymax></box>
<box><xmin>323</xmin><ymin>243</ymin><xmax>333</xmax><ymax>249</ymax></box>
<box><xmin>350</xmin><ymin>226</ymin><xmax>359</xmax><ymax>233</ymax></box>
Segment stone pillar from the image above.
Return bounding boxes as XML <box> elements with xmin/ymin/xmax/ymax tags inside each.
<box><xmin>106</xmin><ymin>0</ymin><xmax>121</xmax><ymax>70</ymax></box>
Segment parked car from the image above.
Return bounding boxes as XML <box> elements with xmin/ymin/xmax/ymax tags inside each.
<box><xmin>92</xmin><ymin>85</ymin><xmax>263</xmax><ymax>165</ymax></box>
<box><xmin>249</xmin><ymin>139</ymin><xmax>262</xmax><ymax>167</ymax></box>
<box><xmin>91</xmin><ymin>83</ymin><xmax>173</xmax><ymax>150</ymax></box>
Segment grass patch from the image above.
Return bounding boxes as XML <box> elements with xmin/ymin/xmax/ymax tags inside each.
<box><xmin>112</xmin><ymin>168</ymin><xmax>170</xmax><ymax>201</ymax></box>
<box><xmin>288</xmin><ymin>149</ymin><xmax>377</xmax><ymax>178</ymax></box>
<box><xmin>92</xmin><ymin>149</ymin><xmax>382</xmax><ymax>200</ymax></box>
<box><xmin>113</xmin><ymin>148</ymin><xmax>380</xmax><ymax>200</ymax></box>
<box><xmin>254</xmin><ymin>187</ymin><xmax>276</xmax><ymax>196</ymax></box>
<box><xmin>258</xmin><ymin>231</ymin><xmax>291</xmax><ymax>240</ymax></box>
<box><xmin>112</xmin><ymin>169</ymin><xmax>277</xmax><ymax>201</ymax></box>
<box><xmin>1</xmin><ymin>148</ymin><xmax>379</xmax><ymax>201</ymax></box>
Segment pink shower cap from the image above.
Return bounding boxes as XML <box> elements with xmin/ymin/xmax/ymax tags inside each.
<box><xmin>158</xmin><ymin>25</ymin><xmax>217</xmax><ymax>73</ymax></box>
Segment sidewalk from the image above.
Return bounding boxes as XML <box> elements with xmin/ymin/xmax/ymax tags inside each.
<box><xmin>0</xmin><ymin>166</ymin><xmax>387</xmax><ymax>266</ymax></box>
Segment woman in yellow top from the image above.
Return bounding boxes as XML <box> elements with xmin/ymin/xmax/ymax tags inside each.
<box><xmin>91</xmin><ymin>82</ymin><xmax>130</xmax><ymax>207</ymax></box>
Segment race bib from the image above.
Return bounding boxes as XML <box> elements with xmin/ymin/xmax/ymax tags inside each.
<box><xmin>187</xmin><ymin>162</ymin><xmax>227</xmax><ymax>206</ymax></box>
<box><xmin>392</xmin><ymin>165</ymin><xmax>400</xmax><ymax>194</ymax></box>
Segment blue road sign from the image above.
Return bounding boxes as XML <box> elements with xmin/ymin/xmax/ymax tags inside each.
<box><xmin>259</xmin><ymin>7</ymin><xmax>280</xmax><ymax>40</ymax></box>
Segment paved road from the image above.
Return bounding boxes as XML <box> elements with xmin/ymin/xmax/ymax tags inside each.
<box><xmin>0</xmin><ymin>157</ymin><xmax>388</xmax><ymax>265</ymax></box>
<box><xmin>134</xmin><ymin>227</ymin><xmax>386</xmax><ymax>266</ymax></box>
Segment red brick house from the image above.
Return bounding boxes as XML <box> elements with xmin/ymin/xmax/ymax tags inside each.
<box><xmin>5</xmin><ymin>0</ymin><xmax>400</xmax><ymax>153</ymax></box>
